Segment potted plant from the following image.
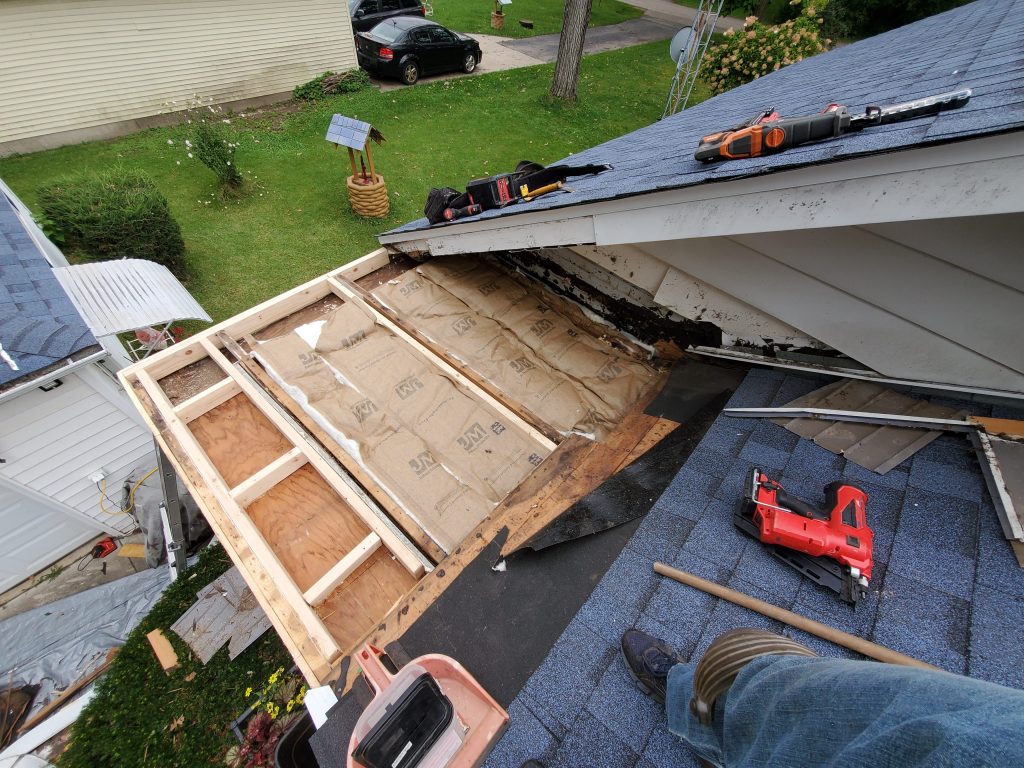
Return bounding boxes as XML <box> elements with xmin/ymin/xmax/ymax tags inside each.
<box><xmin>227</xmin><ymin>666</ymin><xmax>307</xmax><ymax>768</ymax></box>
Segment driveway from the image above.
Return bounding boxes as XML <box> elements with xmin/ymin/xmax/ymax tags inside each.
<box><xmin>372</xmin><ymin>0</ymin><xmax>744</xmax><ymax>89</ymax></box>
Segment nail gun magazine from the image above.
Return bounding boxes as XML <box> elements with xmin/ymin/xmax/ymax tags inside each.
<box><xmin>695</xmin><ymin>88</ymin><xmax>971</xmax><ymax>162</ymax></box>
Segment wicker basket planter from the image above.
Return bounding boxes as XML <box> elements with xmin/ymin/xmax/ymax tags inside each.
<box><xmin>346</xmin><ymin>174</ymin><xmax>389</xmax><ymax>218</ymax></box>
<box><xmin>490</xmin><ymin>10</ymin><xmax>504</xmax><ymax>29</ymax></box>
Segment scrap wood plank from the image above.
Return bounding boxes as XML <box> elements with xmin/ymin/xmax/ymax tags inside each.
<box><xmin>121</xmin><ymin>378</ymin><xmax>334</xmax><ymax>684</ymax></box>
<box><xmin>147</xmin><ymin>630</ymin><xmax>179</xmax><ymax>673</ymax></box>
<box><xmin>171</xmin><ymin>566</ymin><xmax>272</xmax><ymax>664</ymax></box>
<box><xmin>337</xmin><ymin>433</ymin><xmax>593</xmax><ymax>693</ymax></box>
<box><xmin>774</xmin><ymin>379</ymin><xmax>966</xmax><ymax>474</ymax></box>
<box><xmin>16</xmin><ymin>649</ymin><xmax>118</xmax><ymax>736</ymax></box>
<box><xmin>215</xmin><ymin>331</ymin><xmax>446</xmax><ymax>564</ymax></box>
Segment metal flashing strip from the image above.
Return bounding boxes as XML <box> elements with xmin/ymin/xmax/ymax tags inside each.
<box><xmin>692</xmin><ymin>346</ymin><xmax>1024</xmax><ymax>401</ymax></box>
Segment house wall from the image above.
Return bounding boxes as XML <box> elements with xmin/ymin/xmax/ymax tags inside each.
<box><xmin>0</xmin><ymin>365</ymin><xmax>156</xmax><ymax>587</ymax></box>
<box><xmin>0</xmin><ymin>0</ymin><xmax>356</xmax><ymax>155</ymax></box>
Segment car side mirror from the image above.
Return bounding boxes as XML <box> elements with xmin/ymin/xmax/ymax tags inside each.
<box><xmin>354</xmin><ymin>8</ymin><xmax>364</xmax><ymax>16</ymax></box>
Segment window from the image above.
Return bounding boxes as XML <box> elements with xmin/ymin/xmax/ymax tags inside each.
<box><xmin>430</xmin><ymin>27</ymin><xmax>454</xmax><ymax>43</ymax></box>
<box><xmin>381</xmin><ymin>0</ymin><xmax>401</xmax><ymax>11</ymax></box>
<box><xmin>401</xmin><ymin>0</ymin><xmax>422</xmax><ymax>7</ymax></box>
<box><xmin>359</xmin><ymin>0</ymin><xmax>379</xmax><ymax>13</ymax></box>
<box><xmin>412</xmin><ymin>29</ymin><xmax>431</xmax><ymax>44</ymax></box>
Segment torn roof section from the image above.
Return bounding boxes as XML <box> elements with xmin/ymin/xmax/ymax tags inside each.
<box><xmin>384</xmin><ymin>0</ymin><xmax>1024</xmax><ymax>236</ymax></box>
<box><xmin>0</xmin><ymin>190</ymin><xmax>99</xmax><ymax>389</ymax></box>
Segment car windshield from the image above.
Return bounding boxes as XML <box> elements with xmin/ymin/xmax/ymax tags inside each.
<box><xmin>347</xmin><ymin>0</ymin><xmax>358</xmax><ymax>11</ymax></box>
<box><xmin>371</xmin><ymin>23</ymin><xmax>405</xmax><ymax>43</ymax></box>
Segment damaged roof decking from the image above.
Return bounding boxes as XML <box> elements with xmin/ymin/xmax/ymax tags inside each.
<box><xmin>386</xmin><ymin>0</ymin><xmax>1024</xmax><ymax>236</ymax></box>
<box><xmin>0</xmin><ymin>192</ymin><xmax>98</xmax><ymax>387</ymax></box>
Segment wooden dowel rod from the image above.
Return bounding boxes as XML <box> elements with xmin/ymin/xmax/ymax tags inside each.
<box><xmin>653</xmin><ymin>562</ymin><xmax>939</xmax><ymax>671</ymax></box>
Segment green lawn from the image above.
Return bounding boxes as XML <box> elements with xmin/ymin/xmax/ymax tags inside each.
<box><xmin>0</xmin><ymin>42</ymin><xmax>686</xmax><ymax>327</ymax></box>
<box><xmin>0</xmin><ymin>43</ymin><xmax>710</xmax><ymax>768</ymax></box>
<box><xmin>432</xmin><ymin>0</ymin><xmax>643</xmax><ymax>38</ymax></box>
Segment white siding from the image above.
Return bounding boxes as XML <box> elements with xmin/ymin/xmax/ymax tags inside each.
<box><xmin>0</xmin><ymin>369</ymin><xmax>154</xmax><ymax>537</ymax></box>
<box><xmin>0</xmin><ymin>0</ymin><xmax>356</xmax><ymax>146</ymax></box>
<box><xmin>0</xmin><ymin>483</ymin><xmax>100</xmax><ymax>593</ymax></box>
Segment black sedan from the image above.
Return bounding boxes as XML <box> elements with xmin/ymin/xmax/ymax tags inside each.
<box><xmin>356</xmin><ymin>17</ymin><xmax>482</xmax><ymax>85</ymax></box>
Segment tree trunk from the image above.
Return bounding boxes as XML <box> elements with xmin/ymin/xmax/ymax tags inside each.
<box><xmin>549</xmin><ymin>0</ymin><xmax>593</xmax><ymax>102</ymax></box>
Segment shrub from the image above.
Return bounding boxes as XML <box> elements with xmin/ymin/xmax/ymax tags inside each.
<box><xmin>702</xmin><ymin>0</ymin><xmax>831</xmax><ymax>96</ymax></box>
<box><xmin>821</xmin><ymin>0</ymin><xmax>969</xmax><ymax>41</ymax></box>
<box><xmin>170</xmin><ymin>97</ymin><xmax>243</xmax><ymax>190</ymax></box>
<box><xmin>37</xmin><ymin>168</ymin><xmax>187</xmax><ymax>277</ymax></box>
<box><xmin>292</xmin><ymin>69</ymin><xmax>373</xmax><ymax>100</ymax></box>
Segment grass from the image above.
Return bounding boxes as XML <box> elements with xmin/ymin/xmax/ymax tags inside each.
<box><xmin>59</xmin><ymin>545</ymin><xmax>293</xmax><ymax>768</ymax></box>
<box><xmin>0</xmin><ymin>42</ymin><xmax>684</xmax><ymax>327</ymax></box>
<box><xmin>1</xmin><ymin>44</ymin><xmax>704</xmax><ymax>763</ymax></box>
<box><xmin>431</xmin><ymin>0</ymin><xmax>643</xmax><ymax>38</ymax></box>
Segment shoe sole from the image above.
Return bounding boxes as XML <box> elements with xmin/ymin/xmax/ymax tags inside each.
<box><xmin>620</xmin><ymin>645</ymin><xmax>665</xmax><ymax>705</ymax></box>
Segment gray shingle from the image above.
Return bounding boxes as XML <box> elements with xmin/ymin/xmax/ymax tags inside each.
<box><xmin>389</xmin><ymin>0</ymin><xmax>1024</xmax><ymax>235</ymax></box>
<box><xmin>0</xmin><ymin>191</ymin><xmax>97</xmax><ymax>386</ymax></box>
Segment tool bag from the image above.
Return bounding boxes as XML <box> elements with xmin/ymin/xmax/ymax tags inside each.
<box><xmin>423</xmin><ymin>160</ymin><xmax>611</xmax><ymax>224</ymax></box>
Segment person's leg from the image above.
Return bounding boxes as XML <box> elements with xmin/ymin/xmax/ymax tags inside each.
<box><xmin>626</xmin><ymin>629</ymin><xmax>1024</xmax><ymax>768</ymax></box>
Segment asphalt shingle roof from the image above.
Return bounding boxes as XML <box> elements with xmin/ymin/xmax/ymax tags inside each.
<box><xmin>388</xmin><ymin>0</ymin><xmax>1024</xmax><ymax>236</ymax></box>
<box><xmin>484</xmin><ymin>368</ymin><xmax>1024</xmax><ymax>768</ymax></box>
<box><xmin>0</xmin><ymin>192</ymin><xmax>97</xmax><ymax>388</ymax></box>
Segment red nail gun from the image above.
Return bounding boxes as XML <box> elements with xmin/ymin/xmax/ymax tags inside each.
<box><xmin>734</xmin><ymin>468</ymin><xmax>873</xmax><ymax>605</ymax></box>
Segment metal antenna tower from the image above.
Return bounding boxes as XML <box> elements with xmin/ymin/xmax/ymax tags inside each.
<box><xmin>662</xmin><ymin>0</ymin><xmax>725</xmax><ymax>119</ymax></box>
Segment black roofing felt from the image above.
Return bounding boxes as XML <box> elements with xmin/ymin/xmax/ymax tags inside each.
<box><xmin>386</xmin><ymin>0</ymin><xmax>1024</xmax><ymax>236</ymax></box>
<box><xmin>0</xmin><ymin>192</ymin><xmax>97</xmax><ymax>388</ymax></box>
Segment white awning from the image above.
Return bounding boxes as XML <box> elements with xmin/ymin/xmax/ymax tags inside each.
<box><xmin>52</xmin><ymin>259</ymin><xmax>211</xmax><ymax>336</ymax></box>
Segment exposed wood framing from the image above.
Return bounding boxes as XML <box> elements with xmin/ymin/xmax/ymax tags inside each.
<box><xmin>198</xmin><ymin>337</ymin><xmax>426</xmax><ymax>577</ymax></box>
<box><xmin>174</xmin><ymin>377</ymin><xmax>240</xmax><ymax>423</ymax></box>
<box><xmin>119</xmin><ymin>247</ymin><xmax>668</xmax><ymax>686</ymax></box>
<box><xmin>229</xmin><ymin>447</ymin><xmax>307</xmax><ymax>507</ymax></box>
<box><xmin>327</xmin><ymin>276</ymin><xmax>558</xmax><ymax>453</ymax></box>
<box><xmin>215</xmin><ymin>331</ymin><xmax>447</xmax><ymax>564</ymax></box>
<box><xmin>303</xmin><ymin>533</ymin><xmax>381</xmax><ymax>607</ymax></box>
<box><xmin>341</xmin><ymin>277</ymin><xmax>564</xmax><ymax>445</ymax></box>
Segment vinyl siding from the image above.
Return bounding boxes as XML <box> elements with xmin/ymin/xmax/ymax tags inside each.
<box><xmin>0</xmin><ymin>369</ymin><xmax>154</xmax><ymax>537</ymax></box>
<box><xmin>0</xmin><ymin>0</ymin><xmax>356</xmax><ymax>145</ymax></box>
<box><xmin>0</xmin><ymin>484</ymin><xmax>99</xmax><ymax>593</ymax></box>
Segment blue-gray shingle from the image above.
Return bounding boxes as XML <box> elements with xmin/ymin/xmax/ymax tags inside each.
<box><xmin>387</xmin><ymin>0</ymin><xmax>1024</xmax><ymax>236</ymax></box>
<box><xmin>0</xmin><ymin>192</ymin><xmax>97</xmax><ymax>387</ymax></box>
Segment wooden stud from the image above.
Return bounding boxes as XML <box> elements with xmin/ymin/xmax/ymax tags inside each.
<box><xmin>303</xmin><ymin>533</ymin><xmax>381</xmax><ymax>606</ymax></box>
<box><xmin>365</xmin><ymin>144</ymin><xmax>377</xmax><ymax>181</ymax></box>
<box><xmin>344</xmin><ymin>278</ymin><xmax>563</xmax><ymax>445</ymax></box>
<box><xmin>173</xmin><ymin>377</ymin><xmax>241</xmax><ymax>424</ymax></box>
<box><xmin>217</xmin><ymin>331</ymin><xmax>446</xmax><ymax>564</ymax></box>
<box><xmin>230</xmin><ymin>447</ymin><xmax>308</xmax><ymax>507</ymax></box>
<box><xmin>347</xmin><ymin>147</ymin><xmax>358</xmax><ymax>178</ymax></box>
<box><xmin>120</xmin><ymin>376</ymin><xmax>332</xmax><ymax>684</ymax></box>
<box><xmin>327</xmin><ymin>276</ymin><xmax>557</xmax><ymax>453</ymax></box>
<box><xmin>198</xmin><ymin>338</ymin><xmax>427</xmax><ymax>579</ymax></box>
<box><xmin>132</xmin><ymin>369</ymin><xmax>344</xmax><ymax>666</ymax></box>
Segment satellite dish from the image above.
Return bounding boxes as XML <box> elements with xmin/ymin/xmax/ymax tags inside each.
<box><xmin>669</xmin><ymin>26</ymin><xmax>696</xmax><ymax>64</ymax></box>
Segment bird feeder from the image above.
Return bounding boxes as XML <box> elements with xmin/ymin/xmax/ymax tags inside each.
<box><xmin>326</xmin><ymin>114</ymin><xmax>389</xmax><ymax>218</ymax></box>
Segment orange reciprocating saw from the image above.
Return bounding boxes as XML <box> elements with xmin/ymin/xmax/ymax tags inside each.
<box><xmin>694</xmin><ymin>88</ymin><xmax>971</xmax><ymax>162</ymax></box>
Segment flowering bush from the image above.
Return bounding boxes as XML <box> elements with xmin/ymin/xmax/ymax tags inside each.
<box><xmin>229</xmin><ymin>667</ymin><xmax>307</xmax><ymax>768</ymax></box>
<box><xmin>702</xmin><ymin>0</ymin><xmax>831</xmax><ymax>95</ymax></box>
<box><xmin>168</xmin><ymin>97</ymin><xmax>243</xmax><ymax>190</ymax></box>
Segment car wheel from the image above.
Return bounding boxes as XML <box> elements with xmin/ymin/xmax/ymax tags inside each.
<box><xmin>462</xmin><ymin>53</ymin><xmax>477</xmax><ymax>74</ymax></box>
<box><xmin>401</xmin><ymin>61</ymin><xmax>419</xmax><ymax>85</ymax></box>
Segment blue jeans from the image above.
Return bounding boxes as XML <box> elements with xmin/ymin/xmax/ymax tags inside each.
<box><xmin>666</xmin><ymin>656</ymin><xmax>1024</xmax><ymax>767</ymax></box>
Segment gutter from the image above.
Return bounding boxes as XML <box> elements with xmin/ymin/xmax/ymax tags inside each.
<box><xmin>0</xmin><ymin>346</ymin><xmax>107</xmax><ymax>404</ymax></box>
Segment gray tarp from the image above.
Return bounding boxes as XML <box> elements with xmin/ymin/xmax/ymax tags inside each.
<box><xmin>0</xmin><ymin>565</ymin><xmax>170</xmax><ymax>719</ymax></box>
